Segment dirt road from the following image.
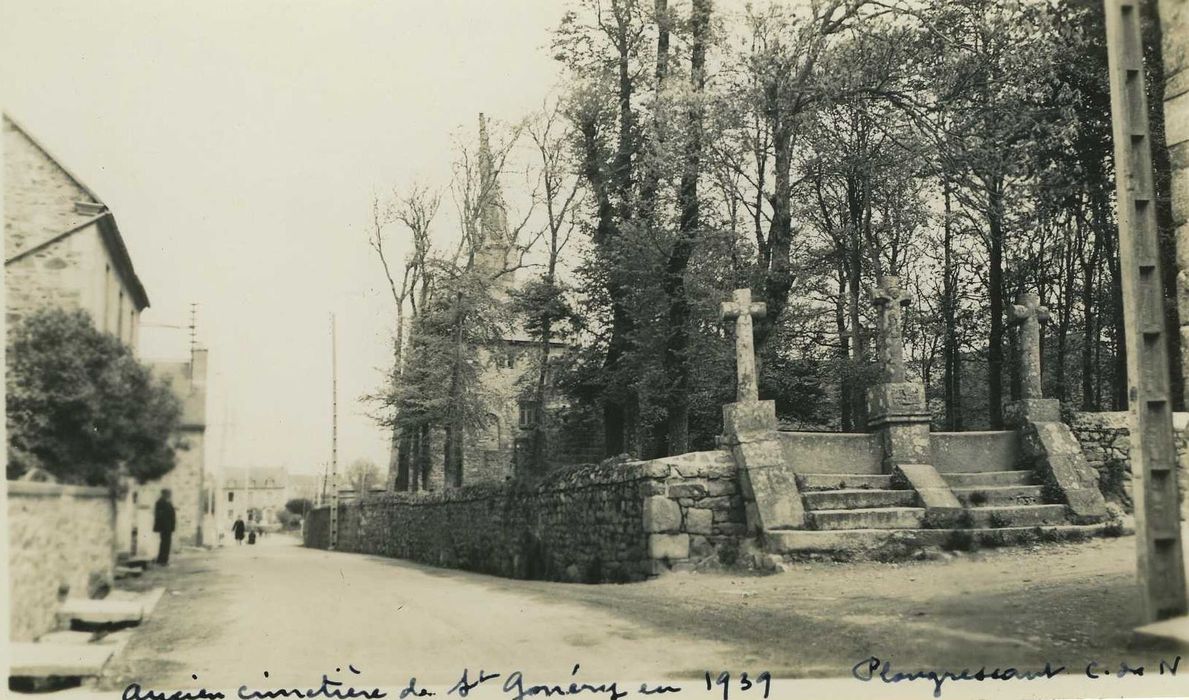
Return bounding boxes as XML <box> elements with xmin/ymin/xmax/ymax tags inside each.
<box><xmin>101</xmin><ymin>531</ymin><xmax>1183</xmax><ymax>694</ymax></box>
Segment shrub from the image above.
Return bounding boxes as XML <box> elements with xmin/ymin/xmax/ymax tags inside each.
<box><xmin>7</xmin><ymin>309</ymin><xmax>183</xmax><ymax>486</ymax></box>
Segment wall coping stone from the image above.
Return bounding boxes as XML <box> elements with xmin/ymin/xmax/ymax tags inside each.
<box><xmin>330</xmin><ymin>451</ymin><xmax>733</xmax><ymax>511</ymax></box>
<box><xmin>7</xmin><ymin>481</ymin><xmax>110</xmax><ymax>498</ymax></box>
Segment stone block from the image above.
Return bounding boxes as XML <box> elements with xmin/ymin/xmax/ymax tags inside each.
<box><xmin>706</xmin><ymin>480</ymin><xmax>737</xmax><ymax>496</ymax></box>
<box><xmin>1003</xmin><ymin>398</ymin><xmax>1061</xmax><ymax>428</ymax></box>
<box><xmin>894</xmin><ymin>463</ymin><xmax>960</xmax><ymax>513</ymax></box>
<box><xmin>684</xmin><ymin>508</ymin><xmax>714</xmax><ymax>535</ymax></box>
<box><xmin>9</xmin><ymin>642</ymin><xmax>114</xmax><ymax>678</ymax></box>
<box><xmin>866</xmin><ymin>381</ymin><xmax>929</xmax><ymax>426</ymax></box>
<box><xmin>642</xmin><ymin>496</ymin><xmax>682</xmax><ymax>533</ymax></box>
<box><xmin>648</xmin><ymin>533</ymin><xmax>690</xmax><ymax>560</ymax></box>
<box><xmin>668</xmin><ymin>482</ymin><xmax>707</xmax><ymax>499</ymax></box>
<box><xmin>722</xmin><ymin>400</ymin><xmax>777</xmax><ymax>439</ymax></box>
<box><xmin>1021</xmin><ymin>421</ymin><xmax>1108</xmax><ymax>521</ymax></box>
<box><xmin>689</xmin><ymin>534</ymin><xmax>714</xmax><ymax>558</ymax></box>
<box><xmin>1166</xmin><ymin>91</ymin><xmax>1189</xmax><ymax>147</ymax></box>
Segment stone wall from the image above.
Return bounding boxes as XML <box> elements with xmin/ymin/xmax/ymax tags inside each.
<box><xmin>1068</xmin><ymin>411</ymin><xmax>1189</xmax><ymax>515</ymax></box>
<box><xmin>7</xmin><ymin>481</ymin><xmax>116</xmax><ymax>641</ymax></box>
<box><xmin>1163</xmin><ymin>0</ymin><xmax>1189</xmax><ymax>400</ymax></box>
<box><xmin>305</xmin><ymin>450</ymin><xmax>747</xmax><ymax>582</ymax></box>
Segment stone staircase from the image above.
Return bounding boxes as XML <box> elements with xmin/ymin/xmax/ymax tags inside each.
<box><xmin>764</xmin><ymin>456</ymin><xmax>1111</xmax><ymax>557</ymax></box>
<box><xmin>9</xmin><ymin>587</ymin><xmax>164</xmax><ymax>694</ymax></box>
<box><xmin>798</xmin><ymin>473</ymin><xmax>924</xmax><ymax>530</ymax></box>
<box><xmin>943</xmin><ymin>467</ymin><xmax>1067</xmax><ymax>528</ymax></box>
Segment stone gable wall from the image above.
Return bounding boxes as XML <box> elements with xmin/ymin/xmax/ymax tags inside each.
<box><xmin>305</xmin><ymin>450</ymin><xmax>746</xmax><ymax>582</ymax></box>
<box><xmin>3</xmin><ymin>117</ymin><xmax>97</xmax><ymax>259</ymax></box>
<box><xmin>1068</xmin><ymin>411</ymin><xmax>1189</xmax><ymax>515</ymax></box>
<box><xmin>7</xmin><ymin>481</ymin><xmax>116</xmax><ymax>641</ymax></box>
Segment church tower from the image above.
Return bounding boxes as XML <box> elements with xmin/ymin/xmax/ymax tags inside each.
<box><xmin>473</xmin><ymin>113</ymin><xmax>516</xmax><ymax>298</ymax></box>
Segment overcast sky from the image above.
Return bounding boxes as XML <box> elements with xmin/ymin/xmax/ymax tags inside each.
<box><xmin>1</xmin><ymin>0</ymin><xmax>565</xmax><ymax>476</ymax></box>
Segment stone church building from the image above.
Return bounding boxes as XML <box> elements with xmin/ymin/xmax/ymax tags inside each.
<box><xmin>387</xmin><ymin>115</ymin><xmax>595</xmax><ymax>493</ymax></box>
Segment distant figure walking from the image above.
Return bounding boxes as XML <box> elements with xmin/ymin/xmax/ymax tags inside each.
<box><xmin>233</xmin><ymin>516</ymin><xmax>246</xmax><ymax>545</ymax></box>
<box><xmin>153</xmin><ymin>489</ymin><xmax>176</xmax><ymax>566</ymax></box>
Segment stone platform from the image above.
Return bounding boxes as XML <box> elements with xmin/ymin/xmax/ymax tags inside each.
<box><xmin>9</xmin><ymin>642</ymin><xmax>114</xmax><ymax>678</ymax></box>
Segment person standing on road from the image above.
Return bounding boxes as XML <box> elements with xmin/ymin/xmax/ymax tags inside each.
<box><xmin>233</xmin><ymin>516</ymin><xmax>246</xmax><ymax>545</ymax></box>
<box><xmin>153</xmin><ymin>489</ymin><xmax>177</xmax><ymax>566</ymax></box>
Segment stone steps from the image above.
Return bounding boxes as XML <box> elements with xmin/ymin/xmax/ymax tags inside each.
<box><xmin>797</xmin><ymin>473</ymin><xmax>892</xmax><ymax>491</ymax></box>
<box><xmin>765</xmin><ymin>523</ymin><xmax>1113</xmax><ymax>554</ymax></box>
<box><xmin>941</xmin><ymin>470</ymin><xmax>1036</xmax><ymax>487</ymax></box>
<box><xmin>965</xmin><ymin>504</ymin><xmax>1069</xmax><ymax>527</ymax></box>
<box><xmin>802</xmin><ymin>489</ymin><xmax>918</xmax><ymax>511</ymax></box>
<box><xmin>952</xmin><ymin>485</ymin><xmax>1046</xmax><ymax>506</ymax></box>
<box><xmin>9</xmin><ymin>642</ymin><xmax>114</xmax><ymax>679</ymax></box>
<box><xmin>57</xmin><ymin>598</ymin><xmax>144</xmax><ymax>629</ymax></box>
<box><xmin>808</xmin><ymin>507</ymin><xmax>925</xmax><ymax>530</ymax></box>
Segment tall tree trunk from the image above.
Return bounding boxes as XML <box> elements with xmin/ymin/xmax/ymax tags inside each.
<box><xmin>836</xmin><ymin>267</ymin><xmax>853</xmax><ymax>431</ymax></box>
<box><xmin>942</xmin><ymin>180</ymin><xmax>962</xmax><ymax>430</ymax></box>
<box><xmin>756</xmin><ymin>117</ymin><xmax>794</xmax><ymax>356</ymax></box>
<box><xmin>662</xmin><ymin>0</ymin><xmax>710</xmax><ymax>456</ymax></box>
<box><xmin>987</xmin><ymin>180</ymin><xmax>1006</xmax><ymax>428</ymax></box>
<box><xmin>1107</xmin><ymin>229</ymin><xmax>1128</xmax><ymax>409</ymax></box>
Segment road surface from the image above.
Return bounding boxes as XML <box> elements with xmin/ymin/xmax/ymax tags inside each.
<box><xmin>102</xmin><ymin>536</ymin><xmax>737</xmax><ymax>691</ymax></box>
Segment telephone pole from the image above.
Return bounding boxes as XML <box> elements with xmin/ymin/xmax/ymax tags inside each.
<box><xmin>1104</xmin><ymin>0</ymin><xmax>1187</xmax><ymax>623</ymax></box>
<box><xmin>329</xmin><ymin>314</ymin><xmax>340</xmax><ymax>550</ymax></box>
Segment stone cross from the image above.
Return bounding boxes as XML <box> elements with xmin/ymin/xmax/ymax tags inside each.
<box><xmin>871</xmin><ymin>275</ymin><xmax>912</xmax><ymax>383</ymax></box>
<box><xmin>1010</xmin><ymin>292</ymin><xmax>1050</xmax><ymax>400</ymax></box>
<box><xmin>721</xmin><ymin>288</ymin><xmax>767</xmax><ymax>402</ymax></box>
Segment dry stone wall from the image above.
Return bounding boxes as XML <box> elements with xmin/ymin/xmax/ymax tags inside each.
<box><xmin>1069</xmin><ymin>411</ymin><xmax>1189</xmax><ymax>515</ymax></box>
<box><xmin>7</xmin><ymin>481</ymin><xmax>116</xmax><ymax>641</ymax></box>
<box><xmin>305</xmin><ymin>450</ymin><xmax>747</xmax><ymax>582</ymax></box>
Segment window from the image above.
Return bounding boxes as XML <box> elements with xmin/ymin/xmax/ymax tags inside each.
<box><xmin>228</xmin><ymin>492</ymin><xmax>234</xmax><ymax>502</ymax></box>
<box><xmin>518</xmin><ymin>400</ymin><xmax>540</xmax><ymax>429</ymax></box>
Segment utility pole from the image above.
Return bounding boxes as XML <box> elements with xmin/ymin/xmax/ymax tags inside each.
<box><xmin>329</xmin><ymin>314</ymin><xmax>340</xmax><ymax>550</ymax></box>
<box><xmin>1104</xmin><ymin>0</ymin><xmax>1188</xmax><ymax>623</ymax></box>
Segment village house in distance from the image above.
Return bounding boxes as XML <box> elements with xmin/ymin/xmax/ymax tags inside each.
<box><xmin>3</xmin><ymin>114</ymin><xmax>212</xmax><ymax>556</ymax></box>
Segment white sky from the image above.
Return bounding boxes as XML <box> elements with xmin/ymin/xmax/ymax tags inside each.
<box><xmin>1</xmin><ymin>0</ymin><xmax>566</xmax><ymax>476</ymax></box>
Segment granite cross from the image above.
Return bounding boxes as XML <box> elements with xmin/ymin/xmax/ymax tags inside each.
<box><xmin>871</xmin><ymin>275</ymin><xmax>912</xmax><ymax>383</ymax></box>
<box><xmin>721</xmin><ymin>288</ymin><xmax>767</xmax><ymax>402</ymax></box>
<box><xmin>1010</xmin><ymin>292</ymin><xmax>1050</xmax><ymax>400</ymax></box>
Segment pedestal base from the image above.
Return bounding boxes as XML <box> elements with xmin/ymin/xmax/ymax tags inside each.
<box><xmin>1004</xmin><ymin>398</ymin><xmax>1061</xmax><ymax>427</ymax></box>
<box><xmin>866</xmin><ymin>382</ymin><xmax>930</xmax><ymax>427</ymax></box>
<box><xmin>723</xmin><ymin>400</ymin><xmax>778</xmax><ymax>439</ymax></box>
<box><xmin>867</xmin><ymin>382</ymin><xmax>931</xmax><ymax>470</ymax></box>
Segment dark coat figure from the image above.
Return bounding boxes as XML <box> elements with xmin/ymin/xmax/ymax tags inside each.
<box><xmin>233</xmin><ymin>518</ymin><xmax>246</xmax><ymax>544</ymax></box>
<box><xmin>153</xmin><ymin>489</ymin><xmax>177</xmax><ymax>566</ymax></box>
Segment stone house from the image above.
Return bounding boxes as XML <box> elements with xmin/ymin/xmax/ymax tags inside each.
<box><xmin>120</xmin><ymin>349</ymin><xmax>210</xmax><ymax>554</ymax></box>
<box><xmin>216</xmin><ymin>467</ymin><xmax>295</xmax><ymax>540</ymax></box>
<box><xmin>4</xmin><ymin>115</ymin><xmax>148</xmax><ymax>344</ymax></box>
<box><xmin>5</xmin><ymin>114</ymin><xmax>211</xmax><ymax>556</ymax></box>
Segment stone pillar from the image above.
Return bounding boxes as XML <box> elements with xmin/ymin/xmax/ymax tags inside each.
<box><xmin>1004</xmin><ymin>292</ymin><xmax>1061</xmax><ymax>426</ymax></box>
<box><xmin>866</xmin><ymin>276</ymin><xmax>931</xmax><ymax>470</ymax></box>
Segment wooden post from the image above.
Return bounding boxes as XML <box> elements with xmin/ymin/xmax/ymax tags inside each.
<box><xmin>329</xmin><ymin>314</ymin><xmax>339</xmax><ymax>551</ymax></box>
<box><xmin>1104</xmin><ymin>0</ymin><xmax>1188</xmax><ymax>622</ymax></box>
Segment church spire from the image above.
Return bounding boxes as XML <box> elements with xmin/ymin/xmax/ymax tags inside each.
<box><xmin>475</xmin><ymin>113</ymin><xmax>513</xmax><ymax>296</ymax></box>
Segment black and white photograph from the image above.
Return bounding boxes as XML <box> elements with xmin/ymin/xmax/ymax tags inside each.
<box><xmin>2</xmin><ymin>1</ymin><xmax>1188</xmax><ymax>698</ymax></box>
